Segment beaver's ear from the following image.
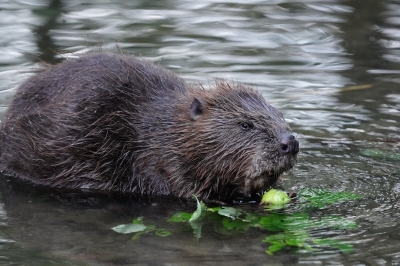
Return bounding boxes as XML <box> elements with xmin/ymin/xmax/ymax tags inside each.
<box><xmin>189</xmin><ymin>98</ymin><xmax>204</xmax><ymax>120</ymax></box>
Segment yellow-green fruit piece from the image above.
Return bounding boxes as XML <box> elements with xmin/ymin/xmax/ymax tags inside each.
<box><xmin>261</xmin><ymin>189</ymin><xmax>291</xmax><ymax>205</ymax></box>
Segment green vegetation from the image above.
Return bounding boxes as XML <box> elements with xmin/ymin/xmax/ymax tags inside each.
<box><xmin>112</xmin><ymin>217</ymin><xmax>172</xmax><ymax>239</ymax></box>
<box><xmin>360</xmin><ymin>149</ymin><xmax>400</xmax><ymax>161</ymax></box>
<box><xmin>112</xmin><ymin>189</ymin><xmax>361</xmax><ymax>255</ymax></box>
<box><xmin>260</xmin><ymin>188</ymin><xmax>291</xmax><ymax>208</ymax></box>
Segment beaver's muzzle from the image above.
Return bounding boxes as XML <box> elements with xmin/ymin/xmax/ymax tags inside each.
<box><xmin>279</xmin><ymin>133</ymin><xmax>299</xmax><ymax>155</ymax></box>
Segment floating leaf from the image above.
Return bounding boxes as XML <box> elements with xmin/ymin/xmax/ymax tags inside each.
<box><xmin>155</xmin><ymin>230</ymin><xmax>172</xmax><ymax>237</ymax></box>
<box><xmin>132</xmin><ymin>231</ymin><xmax>147</xmax><ymax>241</ymax></box>
<box><xmin>313</xmin><ymin>238</ymin><xmax>353</xmax><ymax>254</ymax></box>
<box><xmin>266</xmin><ymin>240</ymin><xmax>286</xmax><ymax>255</ymax></box>
<box><xmin>111</xmin><ymin>223</ymin><xmax>147</xmax><ymax>234</ymax></box>
<box><xmin>242</xmin><ymin>213</ymin><xmax>259</xmax><ymax>224</ymax></box>
<box><xmin>258</xmin><ymin>213</ymin><xmax>288</xmax><ymax>232</ymax></box>
<box><xmin>316</xmin><ymin>216</ymin><xmax>357</xmax><ymax>230</ymax></box>
<box><xmin>298</xmin><ymin>188</ymin><xmax>361</xmax><ymax>208</ymax></box>
<box><xmin>284</xmin><ymin>230</ymin><xmax>309</xmax><ymax>248</ymax></box>
<box><xmin>132</xmin><ymin>217</ymin><xmax>144</xmax><ymax>224</ymax></box>
<box><xmin>112</xmin><ymin>189</ymin><xmax>360</xmax><ymax>256</ymax></box>
<box><xmin>222</xmin><ymin>217</ymin><xmax>250</xmax><ymax>231</ymax></box>
<box><xmin>360</xmin><ymin>149</ymin><xmax>400</xmax><ymax>161</ymax></box>
<box><xmin>207</xmin><ymin>206</ymin><xmax>222</xmax><ymax>213</ymax></box>
<box><xmin>218</xmin><ymin>207</ymin><xmax>242</xmax><ymax>219</ymax></box>
<box><xmin>168</xmin><ymin>212</ymin><xmax>192</xmax><ymax>222</ymax></box>
<box><xmin>189</xmin><ymin>195</ymin><xmax>205</xmax><ymax>222</ymax></box>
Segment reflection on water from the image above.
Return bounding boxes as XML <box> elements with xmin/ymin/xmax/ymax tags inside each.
<box><xmin>0</xmin><ymin>0</ymin><xmax>399</xmax><ymax>265</ymax></box>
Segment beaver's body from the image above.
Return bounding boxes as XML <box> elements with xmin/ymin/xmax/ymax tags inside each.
<box><xmin>0</xmin><ymin>53</ymin><xmax>298</xmax><ymax>200</ymax></box>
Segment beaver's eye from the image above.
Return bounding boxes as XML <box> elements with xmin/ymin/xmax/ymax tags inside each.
<box><xmin>240</xmin><ymin>122</ymin><xmax>253</xmax><ymax>131</ymax></box>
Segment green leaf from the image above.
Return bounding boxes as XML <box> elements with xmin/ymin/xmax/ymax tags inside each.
<box><xmin>207</xmin><ymin>206</ymin><xmax>222</xmax><ymax>212</ymax></box>
<box><xmin>266</xmin><ymin>241</ymin><xmax>286</xmax><ymax>255</ymax></box>
<box><xmin>146</xmin><ymin>225</ymin><xmax>156</xmax><ymax>230</ymax></box>
<box><xmin>111</xmin><ymin>223</ymin><xmax>147</xmax><ymax>234</ymax></box>
<box><xmin>298</xmin><ymin>188</ymin><xmax>361</xmax><ymax>208</ymax></box>
<box><xmin>132</xmin><ymin>231</ymin><xmax>146</xmax><ymax>241</ymax></box>
<box><xmin>221</xmin><ymin>217</ymin><xmax>250</xmax><ymax>231</ymax></box>
<box><xmin>168</xmin><ymin>212</ymin><xmax>192</xmax><ymax>222</ymax></box>
<box><xmin>189</xmin><ymin>195</ymin><xmax>205</xmax><ymax>222</ymax></box>
<box><xmin>316</xmin><ymin>216</ymin><xmax>357</xmax><ymax>229</ymax></box>
<box><xmin>263</xmin><ymin>234</ymin><xmax>287</xmax><ymax>255</ymax></box>
<box><xmin>258</xmin><ymin>214</ymin><xmax>288</xmax><ymax>231</ymax></box>
<box><xmin>313</xmin><ymin>238</ymin><xmax>354</xmax><ymax>254</ymax></box>
<box><xmin>281</xmin><ymin>213</ymin><xmax>310</xmax><ymax>230</ymax></box>
<box><xmin>111</xmin><ymin>189</ymin><xmax>359</xmax><ymax>257</ymax></box>
<box><xmin>155</xmin><ymin>230</ymin><xmax>172</xmax><ymax>237</ymax></box>
<box><xmin>263</xmin><ymin>233</ymin><xmax>286</xmax><ymax>243</ymax></box>
<box><xmin>218</xmin><ymin>207</ymin><xmax>242</xmax><ymax>220</ymax></box>
<box><xmin>334</xmin><ymin>243</ymin><xmax>354</xmax><ymax>254</ymax></box>
<box><xmin>360</xmin><ymin>149</ymin><xmax>400</xmax><ymax>161</ymax></box>
<box><xmin>132</xmin><ymin>217</ymin><xmax>144</xmax><ymax>224</ymax></box>
<box><xmin>242</xmin><ymin>213</ymin><xmax>259</xmax><ymax>224</ymax></box>
<box><xmin>284</xmin><ymin>230</ymin><xmax>308</xmax><ymax>247</ymax></box>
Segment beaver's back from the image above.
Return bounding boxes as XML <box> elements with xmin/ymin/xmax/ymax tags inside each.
<box><xmin>0</xmin><ymin>53</ymin><xmax>187</xmax><ymax>192</ymax></box>
<box><xmin>7</xmin><ymin>53</ymin><xmax>186</xmax><ymax>112</ymax></box>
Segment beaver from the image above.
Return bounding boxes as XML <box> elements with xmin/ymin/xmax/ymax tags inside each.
<box><xmin>0</xmin><ymin>53</ymin><xmax>299</xmax><ymax>201</ymax></box>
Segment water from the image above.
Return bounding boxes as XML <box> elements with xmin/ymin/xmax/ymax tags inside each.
<box><xmin>0</xmin><ymin>0</ymin><xmax>399</xmax><ymax>265</ymax></box>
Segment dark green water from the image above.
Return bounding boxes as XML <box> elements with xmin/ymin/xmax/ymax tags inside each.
<box><xmin>0</xmin><ymin>0</ymin><xmax>399</xmax><ymax>265</ymax></box>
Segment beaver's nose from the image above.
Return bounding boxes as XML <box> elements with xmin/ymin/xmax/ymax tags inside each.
<box><xmin>279</xmin><ymin>133</ymin><xmax>299</xmax><ymax>155</ymax></box>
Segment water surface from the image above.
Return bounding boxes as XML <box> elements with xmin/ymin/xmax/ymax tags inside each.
<box><xmin>0</xmin><ymin>0</ymin><xmax>399</xmax><ymax>265</ymax></box>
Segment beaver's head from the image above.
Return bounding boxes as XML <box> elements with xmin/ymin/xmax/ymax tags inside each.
<box><xmin>177</xmin><ymin>81</ymin><xmax>299</xmax><ymax>200</ymax></box>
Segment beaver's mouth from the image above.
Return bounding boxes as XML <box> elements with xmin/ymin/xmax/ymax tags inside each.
<box><xmin>237</xmin><ymin>169</ymin><xmax>282</xmax><ymax>198</ymax></box>
<box><xmin>231</xmin><ymin>154</ymin><xmax>297</xmax><ymax>201</ymax></box>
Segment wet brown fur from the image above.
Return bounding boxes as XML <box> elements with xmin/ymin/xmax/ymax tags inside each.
<box><xmin>0</xmin><ymin>53</ymin><xmax>297</xmax><ymax>201</ymax></box>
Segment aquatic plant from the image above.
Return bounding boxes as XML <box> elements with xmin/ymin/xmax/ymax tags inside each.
<box><xmin>112</xmin><ymin>189</ymin><xmax>360</xmax><ymax>255</ymax></box>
